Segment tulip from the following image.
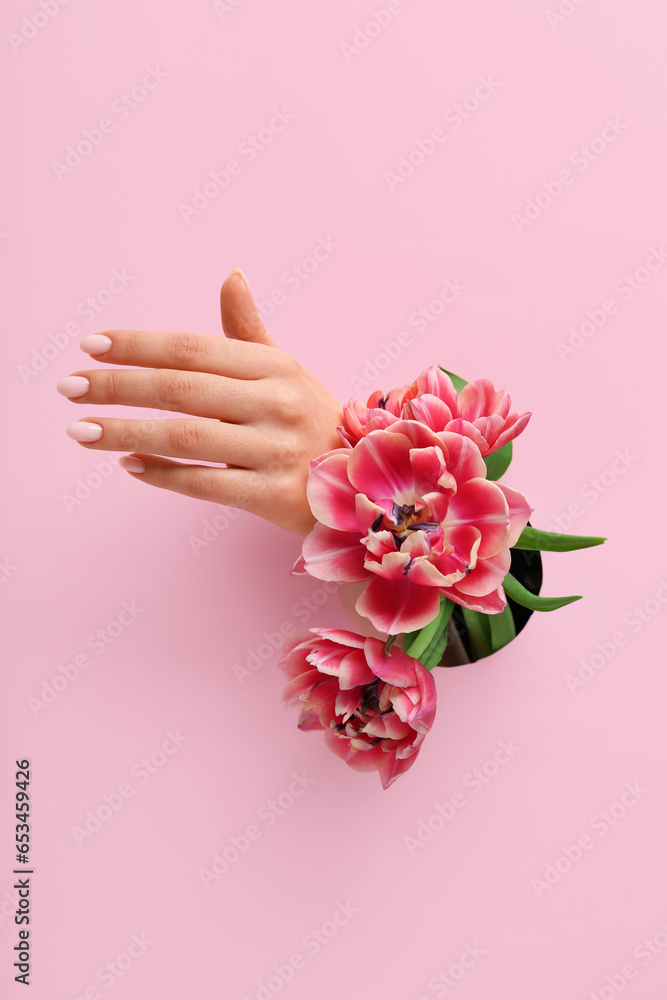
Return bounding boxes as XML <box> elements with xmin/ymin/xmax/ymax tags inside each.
<box><xmin>280</xmin><ymin>628</ymin><xmax>437</xmax><ymax>789</ymax></box>
<box><xmin>292</xmin><ymin>419</ymin><xmax>532</xmax><ymax>634</ymax></box>
<box><xmin>339</xmin><ymin>365</ymin><xmax>530</xmax><ymax>457</ymax></box>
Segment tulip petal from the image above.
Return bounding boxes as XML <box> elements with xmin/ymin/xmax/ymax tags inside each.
<box><xmin>335</xmin><ymin>686</ymin><xmax>363</xmax><ymax>721</ymax></box>
<box><xmin>409</xmin><ymin>445</ymin><xmax>448</xmax><ymax>496</ymax></box>
<box><xmin>364</xmin><ymin>547</ymin><xmax>411</xmax><ymax>579</ymax></box>
<box><xmin>443</xmin><ymin>418</ymin><xmax>488</xmax><ymax>456</ymax></box>
<box><xmin>363</xmin><ymin>713</ymin><xmax>413</xmax><ymax>741</ymax></box>
<box><xmin>337</xmin><ymin>650</ymin><xmax>378</xmax><ymax>690</ymax></box>
<box><xmin>432</xmin><ymin>524</ymin><xmax>481</xmax><ymax>576</ymax></box>
<box><xmin>314</xmin><ymin>628</ymin><xmax>366</xmax><ymax>649</ymax></box>
<box><xmin>297</xmin><ymin>706</ymin><xmax>327</xmax><ymax>731</ymax></box>
<box><xmin>356</xmin><ymin>493</ymin><xmax>391</xmax><ymax>533</ymax></box>
<box><xmin>493</xmin><ymin>411</ymin><xmax>532</xmax><ymax>452</ymax></box>
<box><xmin>306</xmin><ymin>450</ymin><xmax>357</xmax><ymax>531</ymax></box>
<box><xmin>403</xmin><ymin>394</ymin><xmax>455</xmax><ymax>432</ymax></box>
<box><xmin>445</xmin><ymin>583</ymin><xmax>507</xmax><ymax>615</ymax></box>
<box><xmin>454</xmin><ymin>546</ymin><xmax>511</xmax><ymax>596</ymax></box>
<box><xmin>281</xmin><ymin>668</ymin><xmax>323</xmax><ymax>707</ymax></box>
<box><xmin>300</xmin><ymin>523</ymin><xmax>368</xmax><ymax>582</ymax></box>
<box><xmin>382</xmin><ymin>418</ymin><xmax>444</xmax><ymax>451</ymax></box>
<box><xmin>356</xmin><ymin>573</ymin><xmax>442</xmax><ymax>633</ymax></box>
<box><xmin>459</xmin><ymin>378</ymin><xmax>504</xmax><ymax>420</ymax></box>
<box><xmin>495</xmin><ymin>483</ymin><xmax>533</xmax><ymax>546</ymax></box>
<box><xmin>405</xmin><ymin>365</ymin><xmax>460</xmax><ymax>414</ymax></box>
<box><xmin>323</xmin><ymin>727</ymin><xmax>387</xmax><ymax>771</ymax></box>
<box><xmin>363</xmin><ymin>638</ymin><xmax>419</xmax><ymax>686</ymax></box>
<box><xmin>379</xmin><ymin>750</ymin><xmax>420</xmax><ymax>789</ymax></box>
<box><xmin>347</xmin><ymin>430</ymin><xmax>414</xmax><ymax>505</ymax></box>
<box><xmin>437</xmin><ymin>431</ymin><xmax>488</xmax><ymax>482</ymax></box>
<box><xmin>445</xmin><ymin>478</ymin><xmax>510</xmax><ymax>558</ymax></box>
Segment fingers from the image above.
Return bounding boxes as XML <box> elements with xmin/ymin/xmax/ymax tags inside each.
<box><xmin>116</xmin><ymin>453</ymin><xmax>261</xmax><ymax>509</ymax></box>
<box><xmin>77</xmin><ymin>328</ymin><xmax>275</xmax><ymax>379</ymax></box>
<box><xmin>66</xmin><ymin>417</ymin><xmax>266</xmax><ymax>466</ymax></box>
<box><xmin>57</xmin><ymin>368</ymin><xmax>261</xmax><ymax>421</ymax></box>
<box><xmin>220</xmin><ymin>270</ymin><xmax>277</xmax><ymax>348</ymax></box>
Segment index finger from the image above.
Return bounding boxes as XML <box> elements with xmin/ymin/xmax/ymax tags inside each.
<box><xmin>78</xmin><ymin>329</ymin><xmax>278</xmax><ymax>379</ymax></box>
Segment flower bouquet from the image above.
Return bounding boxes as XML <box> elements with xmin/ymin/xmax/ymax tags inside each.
<box><xmin>279</xmin><ymin>366</ymin><xmax>606</xmax><ymax>788</ymax></box>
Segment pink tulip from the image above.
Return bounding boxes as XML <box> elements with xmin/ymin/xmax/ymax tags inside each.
<box><xmin>339</xmin><ymin>365</ymin><xmax>531</xmax><ymax>457</ymax></box>
<box><xmin>279</xmin><ymin>628</ymin><xmax>437</xmax><ymax>789</ymax></box>
<box><xmin>292</xmin><ymin>419</ymin><xmax>532</xmax><ymax>633</ymax></box>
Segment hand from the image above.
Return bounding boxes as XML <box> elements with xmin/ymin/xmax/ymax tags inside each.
<box><xmin>56</xmin><ymin>270</ymin><xmax>344</xmax><ymax>535</ymax></box>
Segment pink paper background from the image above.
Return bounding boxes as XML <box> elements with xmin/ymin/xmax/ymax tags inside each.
<box><xmin>3</xmin><ymin>0</ymin><xmax>667</xmax><ymax>997</ymax></box>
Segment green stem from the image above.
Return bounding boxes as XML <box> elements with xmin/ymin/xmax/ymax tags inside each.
<box><xmin>419</xmin><ymin>599</ymin><xmax>454</xmax><ymax>669</ymax></box>
<box><xmin>405</xmin><ymin>597</ymin><xmax>451</xmax><ymax>662</ymax></box>
<box><xmin>404</xmin><ymin>615</ymin><xmax>441</xmax><ymax>660</ymax></box>
<box><xmin>488</xmin><ymin>603</ymin><xmax>516</xmax><ymax>653</ymax></box>
<box><xmin>460</xmin><ymin>608</ymin><xmax>493</xmax><ymax>660</ymax></box>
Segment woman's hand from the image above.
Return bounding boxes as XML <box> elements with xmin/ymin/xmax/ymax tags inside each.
<box><xmin>56</xmin><ymin>270</ymin><xmax>344</xmax><ymax>535</ymax></box>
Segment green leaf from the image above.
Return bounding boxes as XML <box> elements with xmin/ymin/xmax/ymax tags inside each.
<box><xmin>404</xmin><ymin>597</ymin><xmax>453</xmax><ymax>665</ymax></box>
<box><xmin>512</xmin><ymin>525</ymin><xmax>607</xmax><ymax>552</ymax></box>
<box><xmin>419</xmin><ymin>599</ymin><xmax>454</xmax><ymax>669</ymax></box>
<box><xmin>384</xmin><ymin>634</ymin><xmax>398</xmax><ymax>654</ymax></box>
<box><xmin>460</xmin><ymin>608</ymin><xmax>493</xmax><ymax>661</ymax></box>
<box><xmin>438</xmin><ymin>367</ymin><xmax>468</xmax><ymax>393</ymax></box>
<box><xmin>404</xmin><ymin>609</ymin><xmax>443</xmax><ymax>660</ymax></box>
<box><xmin>402</xmin><ymin>628</ymin><xmax>421</xmax><ymax>652</ymax></box>
<box><xmin>488</xmin><ymin>603</ymin><xmax>516</xmax><ymax>653</ymax></box>
<box><xmin>483</xmin><ymin>441</ymin><xmax>513</xmax><ymax>481</ymax></box>
<box><xmin>503</xmin><ymin>572</ymin><xmax>582</xmax><ymax>611</ymax></box>
<box><xmin>420</xmin><ymin>622</ymin><xmax>451</xmax><ymax>670</ymax></box>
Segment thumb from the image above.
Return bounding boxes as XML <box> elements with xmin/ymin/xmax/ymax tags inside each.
<box><xmin>220</xmin><ymin>269</ymin><xmax>277</xmax><ymax>347</ymax></box>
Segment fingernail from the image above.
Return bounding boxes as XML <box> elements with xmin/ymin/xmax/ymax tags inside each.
<box><xmin>57</xmin><ymin>375</ymin><xmax>90</xmax><ymax>398</ymax></box>
<box><xmin>119</xmin><ymin>456</ymin><xmax>146</xmax><ymax>474</ymax></box>
<box><xmin>66</xmin><ymin>421</ymin><xmax>103</xmax><ymax>442</ymax></box>
<box><xmin>230</xmin><ymin>268</ymin><xmax>250</xmax><ymax>290</ymax></box>
<box><xmin>79</xmin><ymin>334</ymin><xmax>112</xmax><ymax>355</ymax></box>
